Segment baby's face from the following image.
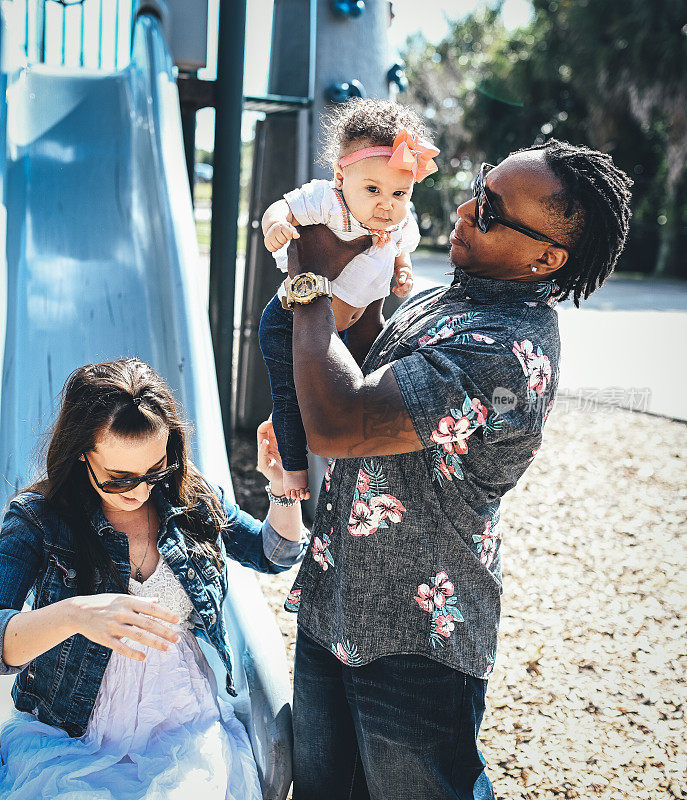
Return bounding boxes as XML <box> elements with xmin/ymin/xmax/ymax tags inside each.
<box><xmin>335</xmin><ymin>155</ymin><xmax>414</xmax><ymax>230</ymax></box>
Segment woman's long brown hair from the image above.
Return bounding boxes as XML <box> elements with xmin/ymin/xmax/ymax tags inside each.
<box><xmin>26</xmin><ymin>359</ymin><xmax>226</xmax><ymax>594</ymax></box>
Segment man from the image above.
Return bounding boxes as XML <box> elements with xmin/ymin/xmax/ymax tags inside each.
<box><xmin>281</xmin><ymin>139</ymin><xmax>632</xmax><ymax>799</ymax></box>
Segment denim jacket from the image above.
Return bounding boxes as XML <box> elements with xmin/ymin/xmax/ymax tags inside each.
<box><xmin>0</xmin><ymin>485</ymin><xmax>306</xmax><ymax>737</ymax></box>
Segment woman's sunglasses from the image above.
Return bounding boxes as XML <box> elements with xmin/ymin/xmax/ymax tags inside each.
<box><xmin>83</xmin><ymin>454</ymin><xmax>179</xmax><ymax>494</ymax></box>
<box><xmin>473</xmin><ymin>163</ymin><xmax>567</xmax><ymax>250</ymax></box>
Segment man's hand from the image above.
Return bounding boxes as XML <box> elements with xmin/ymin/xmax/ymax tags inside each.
<box><xmin>287</xmin><ymin>224</ymin><xmax>372</xmax><ymax>280</ymax></box>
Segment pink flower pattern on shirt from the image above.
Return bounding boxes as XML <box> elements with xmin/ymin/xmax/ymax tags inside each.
<box><xmin>324</xmin><ymin>459</ymin><xmax>336</xmax><ymax>492</ymax></box>
<box><xmin>348</xmin><ymin>499</ymin><xmax>383</xmax><ymax>537</ymax></box>
<box><xmin>471</xmin><ymin>514</ymin><xmax>501</xmax><ymax>569</ymax></box>
<box><xmin>312</xmin><ymin>530</ymin><xmax>335</xmax><ymax>571</ymax></box>
<box><xmin>418</xmin><ymin>313</ymin><xmax>494</xmax><ymax>348</ymax></box>
<box><xmin>431</xmin><ymin>415</ymin><xmax>472</xmax><ymax>455</ymax></box>
<box><xmin>429</xmin><ymin>395</ymin><xmax>490</xmax><ymax>486</ymax></box>
<box><xmin>512</xmin><ymin>339</ymin><xmax>552</xmax><ymax>399</ymax></box>
<box><xmin>284</xmin><ymin>587</ymin><xmax>301</xmax><ymax>612</ymax></box>
<box><xmin>330</xmin><ymin>639</ymin><xmax>363</xmax><ymax>666</ymax></box>
<box><xmin>484</xmin><ymin>653</ymin><xmax>496</xmax><ymax>678</ymax></box>
<box><xmin>370</xmin><ymin>494</ymin><xmax>406</xmax><ymax>524</ymax></box>
<box><xmin>414</xmin><ymin>570</ymin><xmax>464</xmax><ymax>647</ymax></box>
<box><xmin>347</xmin><ymin>460</ymin><xmax>405</xmax><ymax>537</ymax></box>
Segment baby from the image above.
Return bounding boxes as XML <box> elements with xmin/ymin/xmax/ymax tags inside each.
<box><xmin>258</xmin><ymin>99</ymin><xmax>439</xmax><ymax>499</ymax></box>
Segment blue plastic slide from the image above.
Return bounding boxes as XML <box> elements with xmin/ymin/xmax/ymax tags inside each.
<box><xmin>0</xmin><ymin>9</ymin><xmax>292</xmax><ymax>798</ymax></box>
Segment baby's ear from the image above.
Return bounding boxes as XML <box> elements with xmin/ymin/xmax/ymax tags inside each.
<box><xmin>334</xmin><ymin>164</ymin><xmax>344</xmax><ymax>189</ymax></box>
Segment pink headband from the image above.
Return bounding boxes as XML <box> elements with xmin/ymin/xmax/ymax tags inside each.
<box><xmin>338</xmin><ymin>129</ymin><xmax>440</xmax><ymax>182</ymax></box>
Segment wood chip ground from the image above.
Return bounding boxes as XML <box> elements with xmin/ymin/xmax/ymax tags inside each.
<box><xmin>231</xmin><ymin>407</ymin><xmax>686</xmax><ymax>799</ymax></box>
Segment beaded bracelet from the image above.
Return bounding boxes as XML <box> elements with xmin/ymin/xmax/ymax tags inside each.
<box><xmin>265</xmin><ymin>483</ymin><xmax>299</xmax><ymax>507</ymax></box>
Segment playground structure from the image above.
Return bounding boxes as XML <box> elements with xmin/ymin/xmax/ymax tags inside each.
<box><xmin>0</xmin><ymin>3</ymin><xmax>294</xmax><ymax>797</ymax></box>
<box><xmin>0</xmin><ymin>0</ymin><xmax>402</xmax><ymax>794</ymax></box>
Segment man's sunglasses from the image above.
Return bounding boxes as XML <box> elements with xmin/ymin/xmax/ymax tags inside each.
<box><xmin>83</xmin><ymin>454</ymin><xmax>179</xmax><ymax>494</ymax></box>
<box><xmin>473</xmin><ymin>163</ymin><xmax>567</xmax><ymax>250</ymax></box>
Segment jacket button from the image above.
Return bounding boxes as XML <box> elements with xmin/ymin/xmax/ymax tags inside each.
<box><xmin>187</xmin><ymin>568</ymin><xmax>195</xmax><ymax>579</ymax></box>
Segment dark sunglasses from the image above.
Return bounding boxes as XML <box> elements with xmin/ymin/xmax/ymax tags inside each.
<box><xmin>83</xmin><ymin>454</ymin><xmax>179</xmax><ymax>494</ymax></box>
<box><xmin>473</xmin><ymin>163</ymin><xmax>567</xmax><ymax>250</ymax></box>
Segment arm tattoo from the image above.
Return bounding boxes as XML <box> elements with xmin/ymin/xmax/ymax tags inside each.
<box><xmin>361</xmin><ymin>398</ymin><xmax>414</xmax><ymax>440</ymax></box>
<box><xmin>345</xmin><ymin>390</ymin><xmax>419</xmax><ymax>457</ymax></box>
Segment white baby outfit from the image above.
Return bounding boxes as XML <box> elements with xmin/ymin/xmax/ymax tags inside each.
<box><xmin>0</xmin><ymin>557</ymin><xmax>262</xmax><ymax>800</ymax></box>
<box><xmin>274</xmin><ymin>178</ymin><xmax>421</xmax><ymax>307</ymax></box>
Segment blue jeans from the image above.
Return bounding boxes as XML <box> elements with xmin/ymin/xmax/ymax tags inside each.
<box><xmin>292</xmin><ymin>628</ymin><xmax>495</xmax><ymax>800</ymax></box>
<box><xmin>259</xmin><ymin>294</ymin><xmax>348</xmax><ymax>472</ymax></box>
<box><xmin>258</xmin><ymin>294</ymin><xmax>309</xmax><ymax>472</ymax></box>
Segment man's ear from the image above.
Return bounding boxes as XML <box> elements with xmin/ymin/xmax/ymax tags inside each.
<box><xmin>535</xmin><ymin>245</ymin><xmax>568</xmax><ymax>275</ymax></box>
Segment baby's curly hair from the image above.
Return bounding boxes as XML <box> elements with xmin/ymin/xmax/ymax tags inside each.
<box><xmin>319</xmin><ymin>98</ymin><xmax>432</xmax><ymax>169</ymax></box>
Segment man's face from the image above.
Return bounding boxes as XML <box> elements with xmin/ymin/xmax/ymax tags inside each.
<box><xmin>450</xmin><ymin>150</ymin><xmax>568</xmax><ymax>280</ymax></box>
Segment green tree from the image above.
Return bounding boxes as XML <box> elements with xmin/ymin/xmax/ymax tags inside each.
<box><xmin>402</xmin><ymin>0</ymin><xmax>687</xmax><ymax>277</ymax></box>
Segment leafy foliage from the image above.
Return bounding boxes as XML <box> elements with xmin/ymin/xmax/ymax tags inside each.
<box><xmin>402</xmin><ymin>0</ymin><xmax>687</xmax><ymax>277</ymax></box>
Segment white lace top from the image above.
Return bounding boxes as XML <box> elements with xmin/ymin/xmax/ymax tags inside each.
<box><xmin>128</xmin><ymin>556</ymin><xmax>196</xmax><ymax>632</ymax></box>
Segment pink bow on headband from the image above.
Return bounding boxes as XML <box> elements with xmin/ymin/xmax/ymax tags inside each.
<box><xmin>387</xmin><ymin>130</ymin><xmax>440</xmax><ymax>182</ymax></box>
<box><xmin>337</xmin><ymin>129</ymin><xmax>440</xmax><ymax>182</ymax></box>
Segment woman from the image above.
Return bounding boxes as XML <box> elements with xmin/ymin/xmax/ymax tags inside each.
<box><xmin>0</xmin><ymin>358</ymin><xmax>306</xmax><ymax>799</ymax></box>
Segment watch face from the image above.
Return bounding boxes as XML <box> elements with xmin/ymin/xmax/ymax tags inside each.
<box><xmin>293</xmin><ymin>274</ymin><xmax>317</xmax><ymax>296</ymax></box>
<box><xmin>291</xmin><ymin>275</ymin><xmax>316</xmax><ymax>296</ymax></box>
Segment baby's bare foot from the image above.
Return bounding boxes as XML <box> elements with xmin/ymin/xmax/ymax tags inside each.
<box><xmin>283</xmin><ymin>469</ymin><xmax>310</xmax><ymax>501</ymax></box>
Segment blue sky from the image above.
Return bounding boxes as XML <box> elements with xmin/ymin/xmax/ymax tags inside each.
<box><xmin>195</xmin><ymin>0</ymin><xmax>532</xmax><ymax>149</ymax></box>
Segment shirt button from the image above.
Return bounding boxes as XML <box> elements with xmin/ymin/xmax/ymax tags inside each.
<box><xmin>187</xmin><ymin>568</ymin><xmax>195</xmax><ymax>579</ymax></box>
<box><xmin>326</xmin><ymin>503</ymin><xmax>332</xmax><ymax>511</ymax></box>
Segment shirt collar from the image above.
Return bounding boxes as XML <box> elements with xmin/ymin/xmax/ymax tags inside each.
<box><xmin>447</xmin><ymin>269</ymin><xmax>558</xmax><ymax>305</ymax></box>
<box><xmin>89</xmin><ymin>485</ymin><xmax>188</xmax><ymax>536</ymax></box>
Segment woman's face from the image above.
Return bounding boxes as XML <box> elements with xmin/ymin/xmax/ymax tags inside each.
<box><xmin>82</xmin><ymin>428</ymin><xmax>169</xmax><ymax>514</ymax></box>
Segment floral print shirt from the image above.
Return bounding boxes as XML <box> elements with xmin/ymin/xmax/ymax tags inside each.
<box><xmin>286</xmin><ymin>271</ymin><xmax>560</xmax><ymax>680</ymax></box>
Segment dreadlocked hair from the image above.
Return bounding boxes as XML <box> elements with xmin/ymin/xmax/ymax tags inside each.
<box><xmin>519</xmin><ymin>139</ymin><xmax>633</xmax><ymax>307</ymax></box>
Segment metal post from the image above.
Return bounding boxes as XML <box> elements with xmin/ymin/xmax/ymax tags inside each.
<box><xmin>180</xmin><ymin>70</ymin><xmax>197</xmax><ymax>198</ymax></box>
<box><xmin>235</xmin><ymin>0</ymin><xmax>315</xmax><ymax>432</ymax></box>
<box><xmin>37</xmin><ymin>0</ymin><xmax>46</xmax><ymax>62</ymax></box>
<box><xmin>209</xmin><ymin>0</ymin><xmax>247</xmax><ymax>449</ymax></box>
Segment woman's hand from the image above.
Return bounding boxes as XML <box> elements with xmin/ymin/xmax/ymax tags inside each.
<box><xmin>257</xmin><ymin>417</ymin><xmax>285</xmax><ymax>495</ymax></box>
<box><xmin>287</xmin><ymin>224</ymin><xmax>372</xmax><ymax>281</ymax></box>
<box><xmin>69</xmin><ymin>593</ymin><xmax>181</xmax><ymax>661</ymax></box>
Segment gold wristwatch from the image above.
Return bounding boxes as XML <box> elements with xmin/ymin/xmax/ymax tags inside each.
<box><xmin>281</xmin><ymin>272</ymin><xmax>333</xmax><ymax>309</ymax></box>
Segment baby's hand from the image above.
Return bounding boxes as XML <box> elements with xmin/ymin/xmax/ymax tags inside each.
<box><xmin>393</xmin><ymin>264</ymin><xmax>414</xmax><ymax>298</ymax></box>
<box><xmin>264</xmin><ymin>221</ymin><xmax>300</xmax><ymax>252</ymax></box>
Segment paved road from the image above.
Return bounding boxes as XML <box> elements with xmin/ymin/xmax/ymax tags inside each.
<box><xmin>411</xmin><ymin>249</ymin><xmax>687</xmax><ymax>421</ymax></box>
